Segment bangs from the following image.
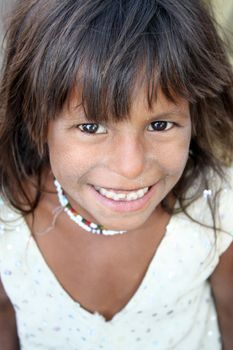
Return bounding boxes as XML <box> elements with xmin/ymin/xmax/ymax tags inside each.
<box><xmin>1</xmin><ymin>0</ymin><xmax>233</xmax><ymax>216</ymax></box>
<box><xmin>5</xmin><ymin>0</ymin><xmax>232</xmax><ymax>127</ymax></box>
<box><xmin>42</xmin><ymin>0</ymin><xmax>230</xmax><ymax>124</ymax></box>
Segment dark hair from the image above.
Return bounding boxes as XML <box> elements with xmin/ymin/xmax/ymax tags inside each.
<box><xmin>0</xmin><ymin>0</ymin><xmax>233</xmax><ymax>224</ymax></box>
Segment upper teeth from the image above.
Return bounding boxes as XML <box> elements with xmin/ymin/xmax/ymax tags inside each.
<box><xmin>95</xmin><ymin>186</ymin><xmax>149</xmax><ymax>201</ymax></box>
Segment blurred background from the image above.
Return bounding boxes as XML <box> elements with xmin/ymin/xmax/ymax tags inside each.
<box><xmin>0</xmin><ymin>0</ymin><xmax>233</xmax><ymax>65</ymax></box>
<box><xmin>212</xmin><ymin>0</ymin><xmax>233</xmax><ymax>30</ymax></box>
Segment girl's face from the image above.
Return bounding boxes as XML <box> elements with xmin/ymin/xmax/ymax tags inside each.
<box><xmin>47</xmin><ymin>88</ymin><xmax>191</xmax><ymax>231</ymax></box>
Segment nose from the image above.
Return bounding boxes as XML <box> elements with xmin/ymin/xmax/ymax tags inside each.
<box><xmin>108</xmin><ymin>132</ymin><xmax>146</xmax><ymax>179</ymax></box>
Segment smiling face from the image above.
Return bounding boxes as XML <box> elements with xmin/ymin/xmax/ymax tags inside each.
<box><xmin>47</xmin><ymin>88</ymin><xmax>191</xmax><ymax>232</ymax></box>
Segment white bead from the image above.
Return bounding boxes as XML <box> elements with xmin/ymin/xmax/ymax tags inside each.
<box><xmin>54</xmin><ymin>178</ymin><xmax>127</xmax><ymax>236</ymax></box>
<box><xmin>203</xmin><ymin>189</ymin><xmax>212</xmax><ymax>198</ymax></box>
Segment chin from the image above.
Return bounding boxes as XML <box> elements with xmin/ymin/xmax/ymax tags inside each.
<box><xmin>99</xmin><ymin>213</ymin><xmax>152</xmax><ymax>232</ymax></box>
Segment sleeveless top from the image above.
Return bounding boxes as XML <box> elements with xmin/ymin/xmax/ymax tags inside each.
<box><xmin>0</xmin><ymin>168</ymin><xmax>233</xmax><ymax>350</ymax></box>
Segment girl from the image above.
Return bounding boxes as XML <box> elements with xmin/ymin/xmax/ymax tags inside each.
<box><xmin>0</xmin><ymin>0</ymin><xmax>233</xmax><ymax>349</ymax></box>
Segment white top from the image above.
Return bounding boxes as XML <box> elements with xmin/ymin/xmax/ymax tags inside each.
<box><xmin>0</xmin><ymin>168</ymin><xmax>233</xmax><ymax>350</ymax></box>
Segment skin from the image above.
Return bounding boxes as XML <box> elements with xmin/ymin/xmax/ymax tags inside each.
<box><xmin>211</xmin><ymin>244</ymin><xmax>233</xmax><ymax>350</ymax></box>
<box><xmin>0</xmin><ymin>279</ymin><xmax>19</xmax><ymax>350</ymax></box>
<box><xmin>21</xmin><ymin>87</ymin><xmax>191</xmax><ymax>321</ymax></box>
<box><xmin>1</xmin><ymin>87</ymin><xmax>233</xmax><ymax>349</ymax></box>
<box><xmin>16</xmin><ymin>87</ymin><xmax>191</xmax><ymax>323</ymax></box>
<box><xmin>47</xmin><ymin>88</ymin><xmax>191</xmax><ymax>232</ymax></box>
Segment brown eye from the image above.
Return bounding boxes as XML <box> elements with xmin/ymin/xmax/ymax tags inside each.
<box><xmin>148</xmin><ymin>121</ymin><xmax>173</xmax><ymax>131</ymax></box>
<box><xmin>78</xmin><ymin>123</ymin><xmax>107</xmax><ymax>134</ymax></box>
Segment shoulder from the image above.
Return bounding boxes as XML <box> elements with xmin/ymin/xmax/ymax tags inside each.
<box><xmin>0</xmin><ymin>196</ymin><xmax>23</xmax><ymax>230</ymax></box>
<box><xmin>208</xmin><ymin>165</ymin><xmax>233</xmax><ymax>233</ymax></box>
<box><xmin>182</xmin><ymin>167</ymin><xmax>233</xmax><ymax>255</ymax></box>
<box><xmin>0</xmin><ymin>196</ymin><xmax>27</xmax><ymax>266</ymax></box>
<box><xmin>215</xmin><ymin>166</ymin><xmax>233</xmax><ymax>254</ymax></box>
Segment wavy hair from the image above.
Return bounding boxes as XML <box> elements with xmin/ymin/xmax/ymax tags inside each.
<box><xmin>0</xmin><ymin>0</ymin><xmax>233</xmax><ymax>224</ymax></box>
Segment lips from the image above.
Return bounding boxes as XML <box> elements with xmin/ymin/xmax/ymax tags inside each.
<box><xmin>94</xmin><ymin>185</ymin><xmax>150</xmax><ymax>201</ymax></box>
<box><xmin>89</xmin><ymin>182</ymin><xmax>158</xmax><ymax>213</ymax></box>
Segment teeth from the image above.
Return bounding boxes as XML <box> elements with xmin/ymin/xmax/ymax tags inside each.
<box><xmin>126</xmin><ymin>192</ymin><xmax>138</xmax><ymax>201</ymax></box>
<box><xmin>113</xmin><ymin>193</ymin><xmax>126</xmax><ymax>201</ymax></box>
<box><xmin>95</xmin><ymin>186</ymin><xmax>149</xmax><ymax>201</ymax></box>
<box><xmin>137</xmin><ymin>189</ymin><xmax>146</xmax><ymax>198</ymax></box>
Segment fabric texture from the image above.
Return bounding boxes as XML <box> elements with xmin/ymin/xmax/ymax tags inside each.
<box><xmin>0</xmin><ymin>167</ymin><xmax>232</xmax><ymax>350</ymax></box>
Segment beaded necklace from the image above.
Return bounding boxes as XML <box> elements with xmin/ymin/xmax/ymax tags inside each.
<box><xmin>54</xmin><ymin>179</ymin><xmax>126</xmax><ymax>235</ymax></box>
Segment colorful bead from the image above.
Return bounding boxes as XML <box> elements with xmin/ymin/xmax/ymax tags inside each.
<box><xmin>54</xmin><ymin>179</ymin><xmax>126</xmax><ymax>236</ymax></box>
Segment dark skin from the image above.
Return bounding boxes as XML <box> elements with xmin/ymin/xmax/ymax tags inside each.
<box><xmin>0</xmin><ymin>279</ymin><xmax>19</xmax><ymax>350</ymax></box>
<box><xmin>210</xmin><ymin>243</ymin><xmax>233</xmax><ymax>350</ymax></box>
<box><xmin>0</xmin><ymin>175</ymin><xmax>171</xmax><ymax>350</ymax></box>
<box><xmin>0</xmin><ymin>175</ymin><xmax>233</xmax><ymax>349</ymax></box>
<box><xmin>26</xmin><ymin>177</ymin><xmax>172</xmax><ymax>320</ymax></box>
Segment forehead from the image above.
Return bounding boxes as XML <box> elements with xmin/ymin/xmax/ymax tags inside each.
<box><xmin>131</xmin><ymin>86</ymin><xmax>189</xmax><ymax>118</ymax></box>
<box><xmin>64</xmin><ymin>84</ymin><xmax>190</xmax><ymax>123</ymax></box>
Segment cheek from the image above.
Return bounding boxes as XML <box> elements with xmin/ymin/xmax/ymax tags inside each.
<box><xmin>164</xmin><ymin>146</ymin><xmax>189</xmax><ymax>175</ymax></box>
<box><xmin>149</xmin><ymin>135</ymin><xmax>191</xmax><ymax>176</ymax></box>
<box><xmin>47</xmin><ymin>135</ymin><xmax>100</xmax><ymax>183</ymax></box>
<box><xmin>167</xmin><ymin>139</ymin><xmax>190</xmax><ymax>175</ymax></box>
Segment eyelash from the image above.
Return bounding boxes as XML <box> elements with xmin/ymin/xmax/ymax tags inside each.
<box><xmin>77</xmin><ymin>121</ymin><xmax>175</xmax><ymax>134</ymax></box>
<box><xmin>147</xmin><ymin>121</ymin><xmax>174</xmax><ymax>132</ymax></box>
<box><xmin>77</xmin><ymin>123</ymin><xmax>107</xmax><ymax>134</ymax></box>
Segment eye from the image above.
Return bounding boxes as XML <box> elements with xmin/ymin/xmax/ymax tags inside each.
<box><xmin>77</xmin><ymin>123</ymin><xmax>107</xmax><ymax>134</ymax></box>
<box><xmin>147</xmin><ymin>121</ymin><xmax>174</xmax><ymax>132</ymax></box>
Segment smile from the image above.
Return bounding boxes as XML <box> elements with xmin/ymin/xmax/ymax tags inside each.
<box><xmin>90</xmin><ymin>183</ymin><xmax>157</xmax><ymax>213</ymax></box>
<box><xmin>94</xmin><ymin>186</ymin><xmax>149</xmax><ymax>201</ymax></box>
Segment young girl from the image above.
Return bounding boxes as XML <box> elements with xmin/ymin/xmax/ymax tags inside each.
<box><xmin>0</xmin><ymin>1</ymin><xmax>233</xmax><ymax>349</ymax></box>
